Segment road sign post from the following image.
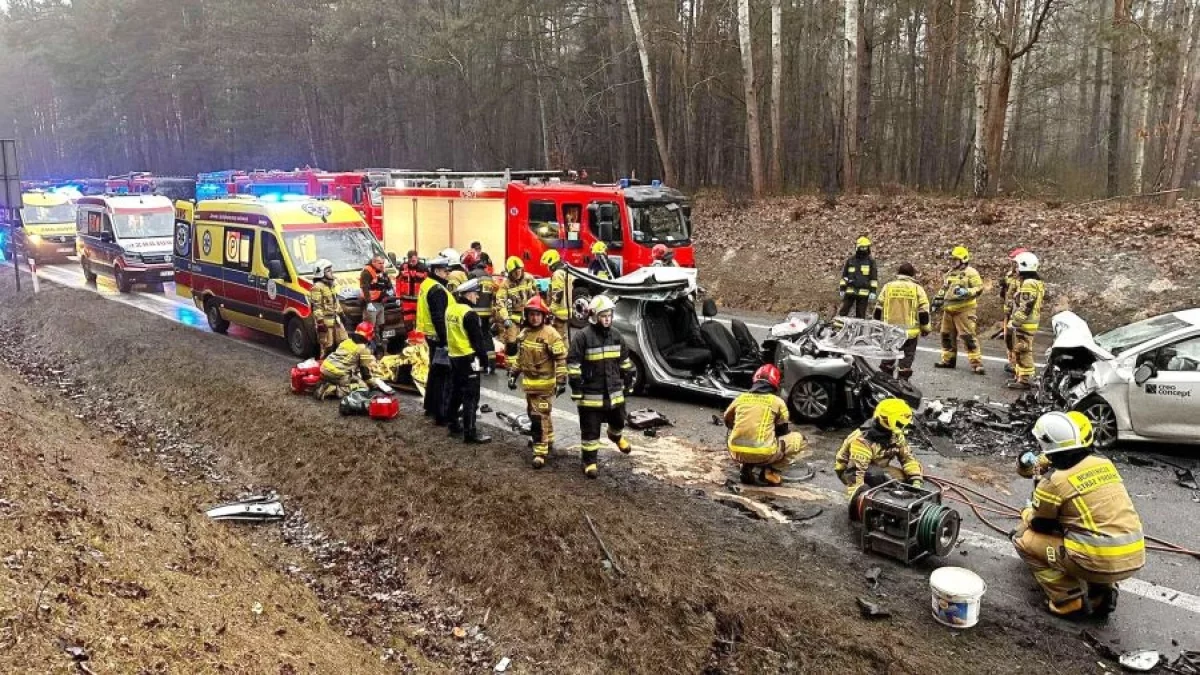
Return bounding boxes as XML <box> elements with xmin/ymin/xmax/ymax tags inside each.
<box><xmin>1</xmin><ymin>139</ymin><xmax>23</xmax><ymax>291</ymax></box>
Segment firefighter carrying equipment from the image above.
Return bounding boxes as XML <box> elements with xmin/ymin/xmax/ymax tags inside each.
<box><xmin>839</xmin><ymin>249</ymin><xmax>879</xmax><ymax>299</ymax></box>
<box><xmin>510</xmin><ymin>319</ymin><xmax>568</xmax><ymax>462</ymax></box>
<box><xmin>834</xmin><ymin>419</ymin><xmax>923</xmax><ymax>497</ymax></box>
<box><xmin>568</xmin><ymin>319</ymin><xmax>635</xmax><ymax>477</ymax></box>
<box><xmin>875</xmin><ymin>274</ymin><xmax>931</xmax><ymax>338</ymax></box>
<box><xmin>723</xmin><ymin>383</ymin><xmax>809</xmax><ymax>485</ymax></box>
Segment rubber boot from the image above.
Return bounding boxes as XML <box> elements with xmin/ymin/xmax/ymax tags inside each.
<box><xmin>761</xmin><ymin>468</ymin><xmax>784</xmax><ymax>487</ymax></box>
<box><xmin>464</xmin><ymin>429</ymin><xmax>492</xmax><ymax>444</ymax></box>
<box><xmin>1088</xmin><ymin>584</ymin><xmax>1118</xmax><ymax>616</ymax></box>
<box><xmin>1004</xmin><ymin>363</ymin><xmax>1015</xmax><ymax>374</ymax></box>
<box><xmin>972</xmin><ymin>365</ymin><xmax>986</xmax><ymax>375</ymax></box>
<box><xmin>1046</xmin><ymin>596</ymin><xmax>1087</xmax><ymax>618</ymax></box>
<box><xmin>447</xmin><ymin>422</ymin><xmax>464</xmax><ymax>436</ymax></box>
<box><xmin>532</xmin><ymin>455</ymin><xmax>546</xmax><ymax>469</ymax></box>
<box><xmin>898</xmin><ymin>368</ymin><xmax>913</xmax><ymax>381</ymax></box>
<box><xmin>582</xmin><ymin>450</ymin><xmax>599</xmax><ymax>479</ymax></box>
<box><xmin>934</xmin><ymin>361</ymin><xmax>956</xmax><ymax>370</ymax></box>
<box><xmin>610</xmin><ymin>434</ymin><xmax>632</xmax><ymax>454</ymax></box>
<box><xmin>739</xmin><ymin>464</ymin><xmax>757</xmax><ymax>485</ymax></box>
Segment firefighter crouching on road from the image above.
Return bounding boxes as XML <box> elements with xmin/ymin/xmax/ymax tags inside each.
<box><xmin>999</xmin><ymin>247</ymin><xmax>1028</xmax><ymax>375</ymax></box>
<box><xmin>723</xmin><ymin>364</ymin><xmax>810</xmax><ymax>487</ymax></box>
<box><xmin>834</xmin><ymin>398</ymin><xmax>923</xmax><ymax>498</ymax></box>
<box><xmin>1006</xmin><ymin>251</ymin><xmax>1045</xmax><ymax>390</ymax></box>
<box><xmin>567</xmin><ymin>295</ymin><xmax>635</xmax><ymax>478</ymax></box>
<box><xmin>838</xmin><ymin>236</ymin><xmax>878</xmax><ymax>318</ymax></box>
<box><xmin>311</xmin><ymin>258</ymin><xmax>348</xmax><ymax>358</ymax></box>
<box><xmin>934</xmin><ymin>246</ymin><xmax>985</xmax><ymax>374</ymax></box>
<box><xmin>508</xmin><ymin>296</ymin><xmax>568</xmax><ymax>468</ymax></box>
<box><xmin>1011</xmin><ymin>411</ymin><xmax>1144</xmax><ymax>617</ymax></box>
<box><xmin>417</xmin><ymin>254</ymin><xmax>453</xmax><ymax>423</ymax></box>
<box><xmin>495</xmin><ymin>256</ymin><xmax>539</xmax><ymax>356</ymax></box>
<box><xmin>380</xmin><ymin>330</ymin><xmax>429</xmax><ymax>397</ymax></box>
<box><xmin>445</xmin><ymin>278</ymin><xmax>494</xmax><ymax>443</ymax></box>
<box><xmin>542</xmin><ymin>249</ymin><xmax>570</xmax><ymax>335</ymax></box>
<box><xmin>315</xmin><ymin>322</ymin><xmax>394</xmax><ymax>399</ymax></box>
<box><xmin>360</xmin><ymin>254</ymin><xmax>395</xmax><ymax>348</ymax></box>
<box><xmin>874</xmin><ymin>262</ymin><xmax>931</xmax><ymax>381</ymax></box>
<box><xmin>398</xmin><ymin>250</ymin><xmax>426</xmax><ymax>330</ymax></box>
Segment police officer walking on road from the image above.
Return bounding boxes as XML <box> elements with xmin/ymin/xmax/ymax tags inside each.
<box><xmin>416</xmin><ymin>254</ymin><xmax>453</xmax><ymax>424</ymax></box>
<box><xmin>444</xmin><ymin>278</ymin><xmax>494</xmax><ymax>444</ymax></box>
<box><xmin>838</xmin><ymin>236</ymin><xmax>878</xmax><ymax>318</ymax></box>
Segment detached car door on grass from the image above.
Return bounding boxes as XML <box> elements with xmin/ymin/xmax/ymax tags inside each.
<box><xmin>1128</xmin><ymin>334</ymin><xmax>1200</xmax><ymax>439</ymax></box>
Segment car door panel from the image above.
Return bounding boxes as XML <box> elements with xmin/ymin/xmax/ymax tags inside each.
<box><xmin>1127</xmin><ymin>335</ymin><xmax>1200</xmax><ymax>438</ymax></box>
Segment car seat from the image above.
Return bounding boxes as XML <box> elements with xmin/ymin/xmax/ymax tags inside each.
<box><xmin>644</xmin><ymin>311</ymin><xmax>712</xmax><ymax>370</ymax></box>
<box><xmin>731</xmin><ymin>319</ymin><xmax>760</xmax><ymax>361</ymax></box>
<box><xmin>700</xmin><ymin>322</ymin><xmax>741</xmax><ymax>366</ymax></box>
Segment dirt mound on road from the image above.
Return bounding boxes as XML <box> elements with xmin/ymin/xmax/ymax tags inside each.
<box><xmin>694</xmin><ymin>194</ymin><xmax>1200</xmax><ymax>331</ymax></box>
<box><xmin>0</xmin><ymin>277</ymin><xmax>1096</xmax><ymax>673</ymax></box>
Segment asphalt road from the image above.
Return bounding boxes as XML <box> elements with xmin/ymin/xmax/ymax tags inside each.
<box><xmin>16</xmin><ymin>259</ymin><xmax>1200</xmax><ymax>659</ymax></box>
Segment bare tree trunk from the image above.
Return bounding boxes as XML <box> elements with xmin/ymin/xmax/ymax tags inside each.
<box><xmin>1108</xmin><ymin>0</ymin><xmax>1129</xmax><ymax>196</ymax></box>
<box><xmin>1166</xmin><ymin>4</ymin><xmax>1200</xmax><ymax>206</ymax></box>
<box><xmin>842</xmin><ymin>0</ymin><xmax>860</xmax><ymax>193</ymax></box>
<box><xmin>1159</xmin><ymin>0</ymin><xmax>1195</xmax><ymax>193</ymax></box>
<box><xmin>770</xmin><ymin>0</ymin><xmax>784</xmax><ymax>189</ymax></box>
<box><xmin>1131</xmin><ymin>0</ymin><xmax>1156</xmax><ymax>194</ymax></box>
<box><xmin>737</xmin><ymin>0</ymin><xmax>766</xmax><ymax>195</ymax></box>
<box><xmin>624</xmin><ymin>0</ymin><xmax>675</xmax><ymax>184</ymax></box>
<box><xmin>972</xmin><ymin>1</ymin><xmax>992</xmax><ymax>196</ymax></box>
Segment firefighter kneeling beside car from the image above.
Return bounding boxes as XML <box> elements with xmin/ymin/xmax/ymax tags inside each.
<box><xmin>1011</xmin><ymin>411</ymin><xmax>1144</xmax><ymax>618</ymax></box>
<box><xmin>508</xmin><ymin>296</ymin><xmax>568</xmax><ymax>469</ymax></box>
<box><xmin>834</xmin><ymin>398</ymin><xmax>924</xmax><ymax>498</ymax></box>
<box><xmin>723</xmin><ymin>364</ymin><xmax>809</xmax><ymax>486</ymax></box>
<box><xmin>315</xmin><ymin>322</ymin><xmax>394</xmax><ymax>400</ymax></box>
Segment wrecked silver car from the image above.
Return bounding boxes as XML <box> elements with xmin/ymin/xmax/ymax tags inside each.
<box><xmin>1042</xmin><ymin>309</ymin><xmax>1200</xmax><ymax>449</ymax></box>
<box><xmin>564</xmin><ymin>266</ymin><xmax>922</xmax><ymax>425</ymax></box>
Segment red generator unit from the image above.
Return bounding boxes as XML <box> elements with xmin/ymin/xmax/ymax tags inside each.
<box><xmin>290</xmin><ymin>360</ymin><xmax>323</xmax><ymax>394</ymax></box>
<box><xmin>369</xmin><ymin>394</ymin><xmax>401</xmax><ymax>420</ymax></box>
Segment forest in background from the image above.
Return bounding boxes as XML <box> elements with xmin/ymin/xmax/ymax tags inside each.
<box><xmin>3</xmin><ymin>0</ymin><xmax>1200</xmax><ymax>201</ymax></box>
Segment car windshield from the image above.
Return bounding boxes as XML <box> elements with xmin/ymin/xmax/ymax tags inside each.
<box><xmin>1095</xmin><ymin>314</ymin><xmax>1189</xmax><ymax>356</ymax></box>
<box><xmin>628</xmin><ymin>202</ymin><xmax>690</xmax><ymax>244</ymax></box>
<box><xmin>112</xmin><ymin>212</ymin><xmax>175</xmax><ymax>239</ymax></box>
<box><xmin>283</xmin><ymin>227</ymin><xmax>384</xmax><ymax>273</ymax></box>
<box><xmin>21</xmin><ymin>204</ymin><xmax>75</xmax><ymax>224</ymax></box>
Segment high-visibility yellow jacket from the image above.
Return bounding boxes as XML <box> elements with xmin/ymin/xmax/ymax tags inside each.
<box><xmin>936</xmin><ymin>265</ymin><xmax>983</xmax><ymax>312</ymax></box>
<box><xmin>834</xmin><ymin>424</ymin><xmax>922</xmax><ymax>496</ymax></box>
<box><xmin>723</xmin><ymin>391</ymin><xmax>790</xmax><ymax>462</ymax></box>
<box><xmin>549</xmin><ymin>267</ymin><xmax>569</xmax><ymax>322</ymax></box>
<box><xmin>511</xmin><ymin>324</ymin><xmax>567</xmax><ymax>393</ymax></box>
<box><xmin>310</xmin><ymin>279</ymin><xmax>342</xmax><ymax>326</ymax></box>
<box><xmin>875</xmin><ymin>275</ymin><xmax>931</xmax><ymax>338</ymax></box>
<box><xmin>446</xmin><ymin>301</ymin><xmax>493</xmax><ymax>360</ymax></box>
<box><xmin>1029</xmin><ymin>454</ymin><xmax>1145</xmax><ymax>576</ymax></box>
<box><xmin>1009</xmin><ymin>277</ymin><xmax>1045</xmax><ymax>335</ymax></box>
<box><xmin>1000</xmin><ymin>269</ymin><xmax>1021</xmax><ymax>318</ymax></box>
<box><xmin>494</xmin><ymin>272</ymin><xmax>539</xmax><ymax>324</ymax></box>
<box><xmin>416</xmin><ymin>277</ymin><xmax>450</xmax><ymax>340</ymax></box>
<box><xmin>321</xmin><ymin>339</ymin><xmax>382</xmax><ymax>381</ymax></box>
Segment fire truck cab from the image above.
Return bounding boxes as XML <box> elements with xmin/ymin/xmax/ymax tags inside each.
<box><xmin>373</xmin><ymin>170</ymin><xmax>694</xmax><ymax>278</ymax></box>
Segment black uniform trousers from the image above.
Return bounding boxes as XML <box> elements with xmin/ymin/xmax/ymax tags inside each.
<box><xmin>446</xmin><ymin>355</ymin><xmax>482</xmax><ymax>433</ymax></box>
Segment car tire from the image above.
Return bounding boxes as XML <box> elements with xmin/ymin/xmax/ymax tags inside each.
<box><xmin>789</xmin><ymin>376</ymin><xmax>844</xmax><ymax>425</ymax></box>
<box><xmin>569</xmin><ymin>292</ymin><xmax>591</xmax><ymax>330</ymax></box>
<box><xmin>627</xmin><ymin>353</ymin><xmax>647</xmax><ymax>396</ymax></box>
<box><xmin>114</xmin><ymin>268</ymin><xmax>132</xmax><ymax>293</ymax></box>
<box><xmin>286</xmin><ymin>316</ymin><xmax>314</xmax><ymax>358</ymax></box>
<box><xmin>205</xmin><ymin>298</ymin><xmax>230</xmax><ymax>334</ymax></box>
<box><xmin>81</xmin><ymin>257</ymin><xmax>97</xmax><ymax>283</ymax></box>
<box><xmin>1074</xmin><ymin>395</ymin><xmax>1119</xmax><ymax>450</ymax></box>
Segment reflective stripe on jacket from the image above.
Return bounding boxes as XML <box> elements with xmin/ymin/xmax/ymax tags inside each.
<box><xmin>361</xmin><ymin>265</ymin><xmax>393</xmax><ymax>303</ymax></box>
<box><xmin>321</xmin><ymin>338</ymin><xmax>381</xmax><ymax>380</ymax></box>
<box><xmin>937</xmin><ymin>265</ymin><xmax>983</xmax><ymax>312</ymax></box>
<box><xmin>511</xmin><ymin>324</ymin><xmax>568</xmax><ymax>393</ymax></box>
<box><xmin>310</xmin><ymin>280</ymin><xmax>342</xmax><ymax>324</ymax></box>
<box><xmin>1009</xmin><ymin>277</ymin><xmax>1045</xmax><ymax>334</ymax></box>
<box><xmin>1030</xmin><ymin>455</ymin><xmax>1145</xmax><ymax>576</ymax></box>
<box><xmin>416</xmin><ymin>277</ymin><xmax>449</xmax><ymax>340</ymax></box>
<box><xmin>549</xmin><ymin>267</ymin><xmax>569</xmax><ymax>321</ymax></box>
<box><xmin>494</xmin><ymin>273</ymin><xmax>539</xmax><ymax>323</ymax></box>
<box><xmin>876</xmin><ymin>276</ymin><xmax>930</xmax><ymax>338</ymax></box>
<box><xmin>723</xmin><ymin>392</ymin><xmax>789</xmax><ymax>460</ymax></box>
<box><xmin>834</xmin><ymin>424</ymin><xmax>922</xmax><ymax>496</ymax></box>
<box><xmin>839</xmin><ymin>254</ymin><xmax>878</xmax><ymax>296</ymax></box>
<box><xmin>566</xmin><ymin>323</ymin><xmax>632</xmax><ymax>409</ymax></box>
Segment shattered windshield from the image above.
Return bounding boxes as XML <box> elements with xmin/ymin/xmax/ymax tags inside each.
<box><xmin>628</xmin><ymin>202</ymin><xmax>690</xmax><ymax>244</ymax></box>
<box><xmin>283</xmin><ymin>227</ymin><xmax>384</xmax><ymax>273</ymax></box>
<box><xmin>1095</xmin><ymin>314</ymin><xmax>1188</xmax><ymax>356</ymax></box>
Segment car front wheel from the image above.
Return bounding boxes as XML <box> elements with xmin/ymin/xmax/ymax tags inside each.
<box><xmin>1075</xmin><ymin>395</ymin><xmax>1118</xmax><ymax>450</ymax></box>
<box><xmin>789</xmin><ymin>376</ymin><xmax>844</xmax><ymax>425</ymax></box>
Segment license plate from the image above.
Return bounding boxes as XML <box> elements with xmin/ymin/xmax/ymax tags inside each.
<box><xmin>57</xmin><ymin>247</ymin><xmax>75</xmax><ymax>254</ymax></box>
<box><xmin>159</xmin><ymin>271</ymin><xmax>174</xmax><ymax>278</ymax></box>
<box><xmin>382</xmin><ymin>329</ymin><xmax>397</xmax><ymax>339</ymax></box>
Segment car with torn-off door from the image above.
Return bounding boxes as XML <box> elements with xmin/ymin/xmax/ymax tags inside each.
<box><xmin>1041</xmin><ymin>309</ymin><xmax>1200</xmax><ymax>449</ymax></box>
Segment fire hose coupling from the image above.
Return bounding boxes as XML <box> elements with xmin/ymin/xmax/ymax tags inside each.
<box><xmin>851</xmin><ymin>480</ymin><xmax>962</xmax><ymax>564</ymax></box>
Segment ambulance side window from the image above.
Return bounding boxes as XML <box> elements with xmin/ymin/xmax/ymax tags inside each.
<box><xmin>76</xmin><ymin>209</ymin><xmax>87</xmax><ymax>234</ymax></box>
<box><xmin>223</xmin><ymin>227</ymin><xmax>256</xmax><ymax>272</ymax></box>
<box><xmin>261</xmin><ymin>233</ymin><xmax>290</xmax><ymax>281</ymax></box>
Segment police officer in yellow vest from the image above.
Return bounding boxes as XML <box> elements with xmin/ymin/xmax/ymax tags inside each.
<box><xmin>934</xmin><ymin>246</ymin><xmax>985</xmax><ymax>374</ymax></box>
<box><xmin>1006</xmin><ymin>251</ymin><xmax>1045</xmax><ymax>390</ymax></box>
<box><xmin>416</xmin><ymin>254</ymin><xmax>454</xmax><ymax>423</ymax></box>
<box><xmin>444</xmin><ymin>278</ymin><xmax>495</xmax><ymax>444</ymax></box>
<box><xmin>1012</xmin><ymin>411</ymin><xmax>1144</xmax><ymax>617</ymax></box>
<box><xmin>874</xmin><ymin>262</ymin><xmax>931</xmax><ymax>381</ymax></box>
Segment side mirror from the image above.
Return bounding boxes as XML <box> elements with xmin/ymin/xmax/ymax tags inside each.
<box><xmin>1134</xmin><ymin>363</ymin><xmax>1155</xmax><ymax>387</ymax></box>
<box><xmin>267</xmin><ymin>259</ymin><xmax>286</xmax><ymax>279</ymax></box>
<box><xmin>702</xmin><ymin>298</ymin><xmax>718</xmax><ymax>318</ymax></box>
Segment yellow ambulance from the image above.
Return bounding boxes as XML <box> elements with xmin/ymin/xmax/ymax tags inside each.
<box><xmin>174</xmin><ymin>196</ymin><xmax>404</xmax><ymax>356</ymax></box>
<box><xmin>12</xmin><ymin>190</ymin><xmax>78</xmax><ymax>262</ymax></box>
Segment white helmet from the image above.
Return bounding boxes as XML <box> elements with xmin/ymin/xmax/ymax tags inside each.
<box><xmin>313</xmin><ymin>258</ymin><xmax>334</xmax><ymax>278</ymax></box>
<box><xmin>439</xmin><ymin>247</ymin><xmax>460</xmax><ymax>262</ymax></box>
<box><xmin>1014</xmin><ymin>251</ymin><xmax>1039</xmax><ymax>273</ymax></box>
<box><xmin>1031</xmin><ymin>411</ymin><xmax>1093</xmax><ymax>454</ymax></box>
<box><xmin>427</xmin><ymin>255</ymin><xmax>452</xmax><ymax>270</ymax></box>
<box><xmin>589</xmin><ymin>295</ymin><xmax>616</xmax><ymax>316</ymax></box>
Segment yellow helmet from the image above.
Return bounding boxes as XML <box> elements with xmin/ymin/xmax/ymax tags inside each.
<box><xmin>856</xmin><ymin>236</ymin><xmax>871</xmax><ymax>248</ymax></box>
<box><xmin>505</xmin><ymin>256</ymin><xmax>524</xmax><ymax>273</ymax></box>
<box><xmin>591</xmin><ymin>241</ymin><xmax>607</xmax><ymax>255</ymax></box>
<box><xmin>874</xmin><ymin>398</ymin><xmax>914</xmax><ymax>433</ymax></box>
<box><xmin>540</xmin><ymin>249</ymin><xmax>561</xmax><ymax>267</ymax></box>
<box><xmin>951</xmin><ymin>246</ymin><xmax>970</xmax><ymax>263</ymax></box>
<box><xmin>446</xmin><ymin>269</ymin><xmax>468</xmax><ymax>291</ymax></box>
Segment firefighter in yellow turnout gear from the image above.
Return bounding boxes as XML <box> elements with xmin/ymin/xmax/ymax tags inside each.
<box><xmin>934</xmin><ymin>246</ymin><xmax>985</xmax><ymax>374</ymax></box>
<box><xmin>495</xmin><ymin>256</ymin><xmax>540</xmax><ymax>355</ymax></box>
<box><xmin>999</xmin><ymin>248</ymin><xmax>1028</xmax><ymax>375</ymax></box>
<box><xmin>1006</xmin><ymin>251</ymin><xmax>1045</xmax><ymax>389</ymax></box>
<box><xmin>723</xmin><ymin>364</ymin><xmax>809</xmax><ymax>486</ymax></box>
<box><xmin>834</xmin><ymin>399</ymin><xmax>924</xmax><ymax>498</ymax></box>
<box><xmin>508</xmin><ymin>296</ymin><xmax>568</xmax><ymax>468</ymax></box>
<box><xmin>310</xmin><ymin>259</ymin><xmax>348</xmax><ymax>358</ymax></box>
<box><xmin>315</xmin><ymin>322</ymin><xmax>393</xmax><ymax>399</ymax></box>
<box><xmin>542</xmin><ymin>249</ymin><xmax>570</xmax><ymax>334</ymax></box>
<box><xmin>874</xmin><ymin>262</ymin><xmax>931</xmax><ymax>380</ymax></box>
<box><xmin>1012</xmin><ymin>411</ymin><xmax>1144</xmax><ymax>617</ymax></box>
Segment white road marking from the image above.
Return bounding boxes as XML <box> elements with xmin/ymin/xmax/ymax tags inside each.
<box><xmin>957</xmin><ymin>530</ymin><xmax>1200</xmax><ymax>615</ymax></box>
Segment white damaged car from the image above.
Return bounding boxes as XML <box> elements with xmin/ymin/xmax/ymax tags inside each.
<box><xmin>1041</xmin><ymin>309</ymin><xmax>1200</xmax><ymax>449</ymax></box>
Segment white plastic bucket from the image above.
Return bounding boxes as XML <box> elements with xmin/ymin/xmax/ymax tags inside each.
<box><xmin>930</xmin><ymin>566</ymin><xmax>987</xmax><ymax>628</ymax></box>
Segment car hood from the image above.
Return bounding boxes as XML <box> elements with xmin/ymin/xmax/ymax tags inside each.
<box><xmin>563</xmin><ymin>265</ymin><xmax>696</xmax><ymax>302</ymax></box>
<box><xmin>1048</xmin><ymin>311</ymin><xmax>1114</xmax><ymax>361</ymax></box>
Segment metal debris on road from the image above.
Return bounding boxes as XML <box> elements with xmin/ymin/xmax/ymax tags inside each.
<box><xmin>495</xmin><ymin>411</ymin><xmax>532</xmax><ymax>435</ymax></box>
<box><xmin>1118</xmin><ymin>651</ymin><xmax>1162</xmax><ymax>672</ymax></box>
<box><xmin>917</xmin><ymin>393</ymin><xmax>1046</xmax><ymax>457</ymax></box>
<box><xmin>856</xmin><ymin>596</ymin><xmax>891</xmax><ymax>619</ymax></box>
<box><xmin>1168</xmin><ymin>651</ymin><xmax>1200</xmax><ymax>674</ymax></box>
<box><xmin>1177</xmin><ymin>468</ymin><xmax>1198</xmax><ymax>492</ymax></box>
<box><xmin>205</xmin><ymin>495</ymin><xmax>285</xmax><ymax>522</ymax></box>
<box><xmin>864</xmin><ymin>566</ymin><xmax>882</xmax><ymax>590</ymax></box>
<box><xmin>626</xmin><ymin>408</ymin><xmax>672</xmax><ymax>430</ymax></box>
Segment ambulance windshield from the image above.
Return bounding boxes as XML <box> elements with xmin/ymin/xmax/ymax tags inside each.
<box><xmin>112</xmin><ymin>211</ymin><xmax>175</xmax><ymax>239</ymax></box>
<box><xmin>283</xmin><ymin>227</ymin><xmax>384</xmax><ymax>273</ymax></box>
<box><xmin>21</xmin><ymin>204</ymin><xmax>76</xmax><ymax>224</ymax></box>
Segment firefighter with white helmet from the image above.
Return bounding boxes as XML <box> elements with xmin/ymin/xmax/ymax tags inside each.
<box><xmin>566</xmin><ymin>295</ymin><xmax>635</xmax><ymax>478</ymax></box>
<box><xmin>1012</xmin><ymin>411</ymin><xmax>1144</xmax><ymax>617</ymax></box>
<box><xmin>310</xmin><ymin>258</ymin><xmax>347</xmax><ymax>357</ymax></box>
<box><xmin>1006</xmin><ymin>251</ymin><xmax>1046</xmax><ymax>389</ymax></box>
<box><xmin>934</xmin><ymin>245</ymin><xmax>985</xmax><ymax>374</ymax></box>
<box><xmin>833</xmin><ymin>398</ymin><xmax>924</xmax><ymax>498</ymax></box>
<box><xmin>494</xmin><ymin>255</ymin><xmax>539</xmax><ymax>357</ymax></box>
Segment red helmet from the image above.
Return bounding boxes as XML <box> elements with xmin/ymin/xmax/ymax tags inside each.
<box><xmin>524</xmin><ymin>296</ymin><xmax>551</xmax><ymax>316</ymax></box>
<box><xmin>406</xmin><ymin>330</ymin><xmax>425</xmax><ymax>343</ymax></box>
<box><xmin>461</xmin><ymin>250</ymin><xmax>480</xmax><ymax>269</ymax></box>
<box><xmin>1008</xmin><ymin>247</ymin><xmax>1029</xmax><ymax>259</ymax></box>
<box><xmin>753</xmin><ymin>364</ymin><xmax>782</xmax><ymax>389</ymax></box>
<box><xmin>355</xmin><ymin>322</ymin><xmax>376</xmax><ymax>342</ymax></box>
<box><xmin>652</xmin><ymin>244</ymin><xmax>668</xmax><ymax>260</ymax></box>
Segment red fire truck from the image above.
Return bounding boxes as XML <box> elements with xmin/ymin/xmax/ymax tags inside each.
<box><xmin>368</xmin><ymin>170</ymin><xmax>694</xmax><ymax>277</ymax></box>
<box><xmin>198</xmin><ymin>169</ymin><xmax>380</xmax><ymax>238</ymax></box>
